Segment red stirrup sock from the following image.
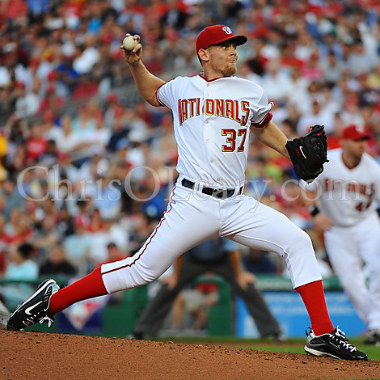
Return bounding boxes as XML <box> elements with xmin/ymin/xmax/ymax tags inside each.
<box><xmin>295</xmin><ymin>280</ymin><xmax>334</xmax><ymax>336</ymax></box>
<box><xmin>49</xmin><ymin>266</ymin><xmax>108</xmax><ymax>315</ymax></box>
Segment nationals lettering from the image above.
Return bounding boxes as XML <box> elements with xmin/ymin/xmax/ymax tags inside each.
<box><xmin>178</xmin><ymin>98</ymin><xmax>250</xmax><ymax>126</ymax></box>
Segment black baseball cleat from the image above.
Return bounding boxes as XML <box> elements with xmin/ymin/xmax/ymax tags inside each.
<box><xmin>7</xmin><ymin>279</ymin><xmax>60</xmax><ymax>331</ymax></box>
<box><xmin>304</xmin><ymin>327</ymin><xmax>368</xmax><ymax>360</ymax></box>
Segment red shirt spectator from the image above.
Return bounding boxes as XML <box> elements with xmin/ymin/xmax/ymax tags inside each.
<box><xmin>8</xmin><ymin>215</ymin><xmax>34</xmax><ymax>246</ymax></box>
<box><xmin>100</xmin><ymin>242</ymin><xmax>129</xmax><ymax>266</ymax></box>
<box><xmin>39</xmin><ymin>88</ymin><xmax>65</xmax><ymax>114</ymax></box>
<box><xmin>86</xmin><ymin>210</ymin><xmax>104</xmax><ymax>233</ymax></box>
<box><xmin>301</xmin><ymin>54</ymin><xmax>324</xmax><ymax>81</ymax></box>
<box><xmin>72</xmin><ymin>77</ymin><xmax>98</xmax><ymax>100</ymax></box>
<box><xmin>26</xmin><ymin>123</ymin><xmax>48</xmax><ymax>162</ymax></box>
<box><xmin>0</xmin><ymin>216</ymin><xmax>11</xmax><ymax>274</ymax></box>
<box><xmin>280</xmin><ymin>43</ymin><xmax>305</xmax><ymax>70</ymax></box>
<box><xmin>250</xmin><ymin>14</ymin><xmax>271</xmax><ymax>39</ymax></box>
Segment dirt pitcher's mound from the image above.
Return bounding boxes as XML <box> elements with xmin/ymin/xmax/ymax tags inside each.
<box><xmin>1</xmin><ymin>330</ymin><xmax>379</xmax><ymax>380</ymax></box>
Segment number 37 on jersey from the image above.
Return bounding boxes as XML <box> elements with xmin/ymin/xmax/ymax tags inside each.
<box><xmin>178</xmin><ymin>97</ymin><xmax>250</xmax><ymax>153</ymax></box>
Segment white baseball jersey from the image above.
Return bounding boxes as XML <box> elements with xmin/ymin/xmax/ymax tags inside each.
<box><xmin>156</xmin><ymin>74</ymin><xmax>272</xmax><ymax>188</ymax></box>
<box><xmin>303</xmin><ymin>148</ymin><xmax>380</xmax><ymax>227</ymax></box>
<box><xmin>101</xmin><ymin>73</ymin><xmax>322</xmax><ymax>301</ymax></box>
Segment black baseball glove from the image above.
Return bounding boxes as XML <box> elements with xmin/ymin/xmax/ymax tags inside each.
<box><xmin>285</xmin><ymin>124</ymin><xmax>329</xmax><ymax>182</ymax></box>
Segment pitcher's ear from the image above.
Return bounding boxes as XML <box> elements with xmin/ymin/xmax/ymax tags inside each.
<box><xmin>198</xmin><ymin>48</ymin><xmax>209</xmax><ymax>63</ymax></box>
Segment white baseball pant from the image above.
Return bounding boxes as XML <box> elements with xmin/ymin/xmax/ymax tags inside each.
<box><xmin>101</xmin><ymin>181</ymin><xmax>322</xmax><ymax>293</ymax></box>
<box><xmin>324</xmin><ymin>212</ymin><xmax>380</xmax><ymax>330</ymax></box>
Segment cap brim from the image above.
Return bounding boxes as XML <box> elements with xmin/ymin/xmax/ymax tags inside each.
<box><xmin>208</xmin><ymin>35</ymin><xmax>247</xmax><ymax>49</ymax></box>
<box><xmin>227</xmin><ymin>35</ymin><xmax>247</xmax><ymax>46</ymax></box>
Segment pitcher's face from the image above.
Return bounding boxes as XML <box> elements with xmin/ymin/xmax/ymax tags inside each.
<box><xmin>206</xmin><ymin>42</ymin><xmax>238</xmax><ymax>77</ymax></box>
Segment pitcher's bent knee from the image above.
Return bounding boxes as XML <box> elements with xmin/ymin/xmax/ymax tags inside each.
<box><xmin>294</xmin><ymin>228</ymin><xmax>314</xmax><ymax>251</ymax></box>
<box><xmin>284</xmin><ymin>228</ymin><xmax>321</xmax><ymax>288</ymax></box>
<box><xmin>282</xmin><ymin>225</ymin><xmax>314</xmax><ymax>257</ymax></box>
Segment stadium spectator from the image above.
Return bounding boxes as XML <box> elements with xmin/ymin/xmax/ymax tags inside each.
<box><xmin>0</xmin><ymin>242</ymin><xmax>39</xmax><ymax>310</ymax></box>
<box><xmin>39</xmin><ymin>243</ymin><xmax>76</xmax><ymax>277</ymax></box>
<box><xmin>63</xmin><ymin>215</ymin><xmax>92</xmax><ymax>276</ymax></box>
<box><xmin>25</xmin><ymin>123</ymin><xmax>48</xmax><ymax>163</ymax></box>
<box><xmin>100</xmin><ymin>241</ymin><xmax>130</xmax><ymax>266</ymax></box>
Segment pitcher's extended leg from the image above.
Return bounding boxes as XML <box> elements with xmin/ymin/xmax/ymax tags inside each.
<box><xmin>51</xmin><ymin>186</ymin><xmax>219</xmax><ymax>315</ymax></box>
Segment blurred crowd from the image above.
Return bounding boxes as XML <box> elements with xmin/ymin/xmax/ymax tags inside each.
<box><xmin>1</xmin><ymin>0</ymin><xmax>380</xmax><ymax>308</ymax></box>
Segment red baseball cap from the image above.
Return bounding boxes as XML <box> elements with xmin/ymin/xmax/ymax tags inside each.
<box><xmin>196</xmin><ymin>25</ymin><xmax>247</xmax><ymax>55</ymax></box>
<box><xmin>74</xmin><ymin>215</ymin><xmax>87</xmax><ymax>227</ymax></box>
<box><xmin>342</xmin><ymin>125</ymin><xmax>370</xmax><ymax>141</ymax></box>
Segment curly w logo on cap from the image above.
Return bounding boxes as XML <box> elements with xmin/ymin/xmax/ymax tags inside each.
<box><xmin>222</xmin><ymin>26</ymin><xmax>232</xmax><ymax>34</ymax></box>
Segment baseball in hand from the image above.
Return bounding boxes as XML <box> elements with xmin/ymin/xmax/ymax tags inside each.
<box><xmin>123</xmin><ymin>35</ymin><xmax>138</xmax><ymax>51</ymax></box>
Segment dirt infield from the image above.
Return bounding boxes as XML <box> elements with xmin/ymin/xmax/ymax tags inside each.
<box><xmin>1</xmin><ymin>330</ymin><xmax>379</xmax><ymax>380</ymax></box>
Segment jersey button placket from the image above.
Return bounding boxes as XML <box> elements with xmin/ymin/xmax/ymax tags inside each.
<box><xmin>204</xmin><ymin>84</ymin><xmax>215</xmax><ymax>170</ymax></box>
<box><xmin>205</xmin><ymin>121</ymin><xmax>212</xmax><ymax>163</ymax></box>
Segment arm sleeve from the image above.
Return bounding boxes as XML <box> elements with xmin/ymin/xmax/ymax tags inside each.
<box><xmin>156</xmin><ymin>77</ymin><xmax>182</xmax><ymax>109</ymax></box>
<box><xmin>250</xmin><ymin>89</ymin><xmax>274</xmax><ymax>127</ymax></box>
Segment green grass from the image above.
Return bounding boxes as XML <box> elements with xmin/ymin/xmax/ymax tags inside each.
<box><xmin>156</xmin><ymin>336</ymin><xmax>380</xmax><ymax>361</ymax></box>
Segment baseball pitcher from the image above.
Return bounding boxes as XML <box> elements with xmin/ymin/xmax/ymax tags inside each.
<box><xmin>7</xmin><ymin>25</ymin><xmax>367</xmax><ymax>360</ymax></box>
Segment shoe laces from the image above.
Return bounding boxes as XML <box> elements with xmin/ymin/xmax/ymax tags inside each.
<box><xmin>333</xmin><ymin>326</ymin><xmax>357</xmax><ymax>352</ymax></box>
<box><xmin>39</xmin><ymin>315</ymin><xmax>54</xmax><ymax>327</ymax></box>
